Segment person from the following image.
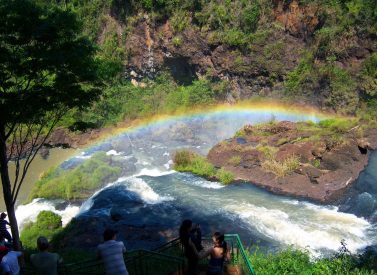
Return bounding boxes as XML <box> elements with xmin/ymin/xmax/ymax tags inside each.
<box><xmin>0</xmin><ymin>246</ymin><xmax>7</xmax><ymax>275</ymax></box>
<box><xmin>179</xmin><ymin>219</ymin><xmax>203</xmax><ymax>275</ymax></box>
<box><xmin>201</xmin><ymin>232</ymin><xmax>230</xmax><ymax>275</ymax></box>
<box><xmin>0</xmin><ymin>246</ymin><xmax>22</xmax><ymax>275</ymax></box>
<box><xmin>0</xmin><ymin>213</ymin><xmax>12</xmax><ymax>243</ymax></box>
<box><xmin>0</xmin><ymin>237</ymin><xmax>5</xmax><ymax>247</ymax></box>
<box><xmin>97</xmin><ymin>228</ymin><xmax>128</xmax><ymax>275</ymax></box>
<box><xmin>30</xmin><ymin>236</ymin><xmax>62</xmax><ymax>275</ymax></box>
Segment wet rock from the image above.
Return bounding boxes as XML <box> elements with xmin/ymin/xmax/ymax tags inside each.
<box><xmin>353</xmin><ymin>192</ymin><xmax>376</xmax><ymax>217</ymax></box>
<box><xmin>207</xmin><ymin>121</ymin><xmax>376</xmax><ymax>203</ymax></box>
<box><xmin>236</xmin><ymin>137</ymin><xmax>247</xmax><ymax>144</ymax></box>
<box><xmin>110</xmin><ymin>208</ymin><xmax>122</xmax><ymax>222</ymax></box>
<box><xmin>39</xmin><ymin>147</ymin><xmax>50</xmax><ymax>159</ymax></box>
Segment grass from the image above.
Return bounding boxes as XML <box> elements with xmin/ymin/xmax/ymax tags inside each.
<box><xmin>312</xmin><ymin>159</ymin><xmax>321</xmax><ymax>168</ymax></box>
<box><xmin>261</xmin><ymin>155</ymin><xmax>300</xmax><ymax>178</ymax></box>
<box><xmin>248</xmin><ymin>245</ymin><xmax>377</xmax><ymax>275</ymax></box>
<box><xmin>256</xmin><ymin>145</ymin><xmax>278</xmax><ymax>160</ymax></box>
<box><xmin>173</xmin><ymin>150</ymin><xmax>234</xmax><ymax>184</ymax></box>
<box><xmin>228</xmin><ymin>155</ymin><xmax>241</xmax><ymax>166</ymax></box>
<box><xmin>29</xmin><ymin>152</ymin><xmax>122</xmax><ymax>200</ymax></box>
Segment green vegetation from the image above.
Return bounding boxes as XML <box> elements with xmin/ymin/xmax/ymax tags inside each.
<box><xmin>173</xmin><ymin>150</ymin><xmax>234</xmax><ymax>184</ymax></box>
<box><xmin>217</xmin><ymin>168</ymin><xmax>235</xmax><ymax>185</ymax></box>
<box><xmin>229</xmin><ymin>156</ymin><xmax>242</xmax><ymax>166</ymax></box>
<box><xmin>312</xmin><ymin>159</ymin><xmax>321</xmax><ymax>168</ymax></box>
<box><xmin>21</xmin><ymin>211</ymin><xmax>62</xmax><ymax>249</ymax></box>
<box><xmin>248</xmin><ymin>245</ymin><xmax>377</xmax><ymax>274</ymax></box>
<box><xmin>262</xmin><ymin>155</ymin><xmax>300</xmax><ymax>178</ymax></box>
<box><xmin>30</xmin><ymin>152</ymin><xmax>121</xmax><ymax>200</ymax></box>
<box><xmin>0</xmin><ymin>0</ymin><xmax>102</xmax><ymax>250</ymax></box>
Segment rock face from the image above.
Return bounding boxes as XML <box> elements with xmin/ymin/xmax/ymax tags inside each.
<box><xmin>207</xmin><ymin>121</ymin><xmax>377</xmax><ymax>203</ymax></box>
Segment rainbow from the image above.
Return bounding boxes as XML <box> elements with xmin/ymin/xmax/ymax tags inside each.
<box><xmin>83</xmin><ymin>100</ymin><xmax>337</xmax><ymax>149</ymax></box>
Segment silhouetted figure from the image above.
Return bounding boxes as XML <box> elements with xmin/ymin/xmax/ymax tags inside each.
<box><xmin>97</xmin><ymin>229</ymin><xmax>128</xmax><ymax>275</ymax></box>
<box><xmin>31</xmin><ymin>236</ymin><xmax>62</xmax><ymax>275</ymax></box>
<box><xmin>180</xmin><ymin>219</ymin><xmax>203</xmax><ymax>275</ymax></box>
<box><xmin>0</xmin><ymin>213</ymin><xmax>12</xmax><ymax>243</ymax></box>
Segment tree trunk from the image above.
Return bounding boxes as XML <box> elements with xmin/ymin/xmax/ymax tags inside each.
<box><xmin>0</xmin><ymin>123</ymin><xmax>21</xmax><ymax>250</ymax></box>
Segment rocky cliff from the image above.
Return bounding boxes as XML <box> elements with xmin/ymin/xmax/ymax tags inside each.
<box><xmin>206</xmin><ymin>121</ymin><xmax>377</xmax><ymax>203</ymax></box>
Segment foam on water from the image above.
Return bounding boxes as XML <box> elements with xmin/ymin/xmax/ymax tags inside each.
<box><xmin>106</xmin><ymin>150</ymin><xmax>122</xmax><ymax>156</ymax></box>
<box><xmin>187</xmin><ymin>178</ymin><xmax>225</xmax><ymax>189</ymax></box>
<box><xmin>119</xmin><ymin>177</ymin><xmax>173</xmax><ymax>204</ymax></box>
<box><xmin>225</xmin><ymin>202</ymin><xmax>371</xmax><ymax>254</ymax></box>
<box><xmin>16</xmin><ymin>199</ymin><xmax>80</xmax><ymax>230</ymax></box>
<box><xmin>136</xmin><ymin>168</ymin><xmax>176</xmax><ymax>177</ymax></box>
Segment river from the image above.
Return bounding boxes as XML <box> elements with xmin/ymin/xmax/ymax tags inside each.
<box><xmin>13</xmin><ymin>106</ymin><xmax>377</xmax><ymax>255</ymax></box>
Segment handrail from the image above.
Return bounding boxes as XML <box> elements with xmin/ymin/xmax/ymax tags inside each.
<box><xmin>22</xmin><ymin>234</ymin><xmax>255</xmax><ymax>275</ymax></box>
<box><xmin>202</xmin><ymin>234</ymin><xmax>255</xmax><ymax>275</ymax></box>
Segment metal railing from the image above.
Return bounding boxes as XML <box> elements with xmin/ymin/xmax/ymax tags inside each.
<box><xmin>21</xmin><ymin>234</ymin><xmax>255</xmax><ymax>275</ymax></box>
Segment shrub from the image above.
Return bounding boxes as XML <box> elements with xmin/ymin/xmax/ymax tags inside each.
<box><xmin>240</xmin><ymin>3</ymin><xmax>260</xmax><ymax>33</ymax></box>
<box><xmin>174</xmin><ymin>150</ymin><xmax>234</xmax><ymax>184</ymax></box>
<box><xmin>248</xmin><ymin>243</ymin><xmax>376</xmax><ymax>274</ymax></box>
<box><xmin>30</xmin><ymin>152</ymin><xmax>122</xmax><ymax>200</ymax></box>
<box><xmin>170</xmin><ymin>10</ymin><xmax>190</xmax><ymax>33</ymax></box>
<box><xmin>312</xmin><ymin>159</ymin><xmax>321</xmax><ymax>168</ymax></box>
<box><xmin>173</xmin><ymin>150</ymin><xmax>192</xmax><ymax>167</ymax></box>
<box><xmin>217</xmin><ymin>168</ymin><xmax>234</xmax><ymax>185</ymax></box>
<box><xmin>318</xmin><ymin>118</ymin><xmax>358</xmax><ymax>133</ymax></box>
<box><xmin>21</xmin><ymin>211</ymin><xmax>62</xmax><ymax>249</ymax></box>
<box><xmin>173</xmin><ymin>150</ymin><xmax>216</xmax><ymax>178</ymax></box>
<box><xmin>229</xmin><ymin>155</ymin><xmax>241</xmax><ymax>166</ymax></box>
<box><xmin>256</xmin><ymin>145</ymin><xmax>278</xmax><ymax>160</ymax></box>
<box><xmin>172</xmin><ymin>36</ymin><xmax>182</xmax><ymax>47</ymax></box>
<box><xmin>262</xmin><ymin>155</ymin><xmax>300</xmax><ymax>178</ymax></box>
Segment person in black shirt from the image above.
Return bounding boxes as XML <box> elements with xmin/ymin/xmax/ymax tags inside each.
<box><xmin>0</xmin><ymin>213</ymin><xmax>12</xmax><ymax>243</ymax></box>
<box><xmin>179</xmin><ymin>219</ymin><xmax>203</xmax><ymax>275</ymax></box>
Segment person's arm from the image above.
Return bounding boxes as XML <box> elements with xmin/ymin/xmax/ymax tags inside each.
<box><xmin>1</xmin><ymin>262</ymin><xmax>11</xmax><ymax>275</ymax></box>
<box><xmin>198</xmin><ymin>247</ymin><xmax>212</xmax><ymax>259</ymax></box>
<box><xmin>121</xmin><ymin>242</ymin><xmax>126</xmax><ymax>254</ymax></box>
<box><xmin>57</xmin><ymin>253</ymin><xmax>63</xmax><ymax>264</ymax></box>
<box><xmin>225</xmin><ymin>249</ymin><xmax>231</xmax><ymax>261</ymax></box>
<box><xmin>187</xmin><ymin>238</ymin><xmax>200</xmax><ymax>258</ymax></box>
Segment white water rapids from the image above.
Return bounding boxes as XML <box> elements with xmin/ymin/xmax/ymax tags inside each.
<box><xmin>14</xmin><ymin>109</ymin><xmax>377</xmax><ymax>255</ymax></box>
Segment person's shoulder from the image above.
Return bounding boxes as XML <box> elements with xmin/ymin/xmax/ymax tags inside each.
<box><xmin>10</xmin><ymin>250</ymin><xmax>22</xmax><ymax>257</ymax></box>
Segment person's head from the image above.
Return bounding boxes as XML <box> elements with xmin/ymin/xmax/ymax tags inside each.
<box><xmin>0</xmin><ymin>213</ymin><xmax>6</xmax><ymax>219</ymax></box>
<box><xmin>37</xmin><ymin>236</ymin><xmax>49</xmax><ymax>251</ymax></box>
<box><xmin>212</xmin><ymin>232</ymin><xmax>224</xmax><ymax>246</ymax></box>
<box><xmin>179</xmin><ymin>219</ymin><xmax>193</xmax><ymax>240</ymax></box>
<box><xmin>179</xmin><ymin>220</ymin><xmax>192</xmax><ymax>236</ymax></box>
<box><xmin>103</xmin><ymin>228</ymin><xmax>117</xmax><ymax>241</ymax></box>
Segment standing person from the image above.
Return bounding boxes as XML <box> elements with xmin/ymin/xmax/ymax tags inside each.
<box><xmin>179</xmin><ymin>219</ymin><xmax>202</xmax><ymax>275</ymax></box>
<box><xmin>30</xmin><ymin>236</ymin><xmax>62</xmax><ymax>275</ymax></box>
<box><xmin>0</xmin><ymin>213</ymin><xmax>12</xmax><ymax>243</ymax></box>
<box><xmin>0</xmin><ymin>246</ymin><xmax>22</xmax><ymax>275</ymax></box>
<box><xmin>201</xmin><ymin>232</ymin><xmax>230</xmax><ymax>275</ymax></box>
<box><xmin>97</xmin><ymin>229</ymin><xmax>128</xmax><ymax>275</ymax></box>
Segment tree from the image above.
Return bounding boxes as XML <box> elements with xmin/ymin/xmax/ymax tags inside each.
<box><xmin>0</xmin><ymin>0</ymin><xmax>101</xmax><ymax>250</ymax></box>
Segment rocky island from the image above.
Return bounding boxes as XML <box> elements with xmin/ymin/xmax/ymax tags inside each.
<box><xmin>175</xmin><ymin>119</ymin><xmax>377</xmax><ymax>203</ymax></box>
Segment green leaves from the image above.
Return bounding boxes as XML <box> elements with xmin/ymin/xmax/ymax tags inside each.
<box><xmin>0</xmin><ymin>0</ymin><xmax>101</xmax><ymax>124</ymax></box>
